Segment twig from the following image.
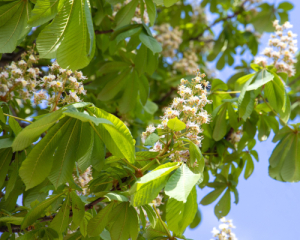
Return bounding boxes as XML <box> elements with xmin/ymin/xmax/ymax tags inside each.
<box><xmin>189</xmin><ymin>0</ymin><xmax>249</xmax><ymax>41</ymax></box>
<box><xmin>3</xmin><ymin>113</ymin><xmax>32</xmax><ymax>123</ymax></box>
<box><xmin>155</xmin><ymin>87</ymin><xmax>177</xmax><ymax>104</ymax></box>
<box><xmin>95</xmin><ymin>29</ymin><xmax>114</xmax><ymax>35</ymax></box>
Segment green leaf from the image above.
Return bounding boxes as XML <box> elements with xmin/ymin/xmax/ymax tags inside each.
<box><xmin>165</xmin><ymin>164</ymin><xmax>200</xmax><ymax>202</ymax></box>
<box><xmin>129</xmin><ymin>162</ymin><xmax>180</xmax><ymax>206</ymax></box>
<box><xmin>119</xmin><ymin>74</ymin><xmax>138</xmax><ymax>113</ymax></box>
<box><xmin>214</xmin><ymin>189</ymin><xmax>231</xmax><ymax>219</ymax></box>
<box><xmin>70</xmin><ymin>191</ymin><xmax>85</xmax><ymax>228</ymax></box>
<box><xmin>97</xmin><ymin>69</ymin><xmax>130</xmax><ymax>101</ymax></box>
<box><xmin>98</xmin><ymin>61</ymin><xmax>131</xmax><ymax>75</ymax></box>
<box><xmin>166</xmin><ymin>187</ymin><xmax>197</xmax><ymax>235</ymax></box>
<box><xmin>19</xmin><ymin>117</ymin><xmax>72</xmax><ymax>190</ymax></box>
<box><xmin>142</xmin><ymin>204</ymin><xmax>156</xmax><ymax>226</ymax></box>
<box><xmin>5</xmin><ymin>152</ymin><xmax>20</xmax><ymax>199</ymax></box>
<box><xmin>76</xmin><ymin>122</ymin><xmax>94</xmax><ymax>171</ymax></box>
<box><xmin>48</xmin><ymin>119</ymin><xmax>81</xmax><ymax>189</ymax></box>
<box><xmin>244</xmin><ymin>153</ymin><xmax>254</xmax><ymax>179</ymax></box>
<box><xmin>89</xmin><ymin>107</ymin><xmax>136</xmax><ymax>163</ymax></box>
<box><xmin>8</xmin><ymin>117</ymin><xmax>22</xmax><ymax>136</ymax></box>
<box><xmin>163</xmin><ymin>0</ymin><xmax>178</xmax><ymax>7</ymax></box>
<box><xmin>278</xmin><ymin>2</ymin><xmax>294</xmax><ymax>11</ymax></box>
<box><xmin>0</xmin><ymin>106</ymin><xmax>5</xmax><ymax>123</ymax></box>
<box><xmin>246</xmin><ymin>70</ymin><xmax>274</xmax><ymax>91</ymax></box>
<box><xmin>37</xmin><ymin>0</ymin><xmax>93</xmax><ymax>70</ymax></box>
<box><xmin>0</xmin><ymin>1</ymin><xmax>31</xmax><ymax>53</ymax></box>
<box><xmin>139</xmin><ymin>31</ymin><xmax>162</xmax><ymax>54</ymax></box>
<box><xmin>109</xmin><ymin>203</ymin><xmax>139</xmax><ymax>240</ymax></box>
<box><xmin>200</xmin><ymin>187</ymin><xmax>226</xmax><ymax>206</ymax></box>
<box><xmin>137</xmin><ymin>73</ymin><xmax>149</xmax><ymax>105</ymax></box>
<box><xmin>269</xmin><ymin>131</ymin><xmax>300</xmax><ymax>182</ymax></box>
<box><xmin>239</xmin><ymin>91</ymin><xmax>256</xmax><ymax>121</ymax></box>
<box><xmin>264</xmin><ymin>73</ymin><xmax>285</xmax><ymax>112</ymax></box>
<box><xmin>144</xmin><ymin>133</ymin><xmax>160</xmax><ymax>147</ymax></box>
<box><xmin>49</xmin><ymin>193</ymin><xmax>71</xmax><ymax>234</ymax></box>
<box><xmin>227</xmin><ymin>103</ymin><xmax>238</xmax><ymax>130</ymax></box>
<box><xmin>167</xmin><ymin>117</ymin><xmax>186</xmax><ymax>131</ymax></box>
<box><xmin>145</xmin><ymin>0</ymin><xmax>156</xmax><ymax>25</ymax></box>
<box><xmin>28</xmin><ymin>0</ymin><xmax>65</xmax><ymax>27</ymax></box>
<box><xmin>105</xmin><ymin>192</ymin><xmax>129</xmax><ymax>202</ymax></box>
<box><xmin>0</xmin><ymin>148</ymin><xmax>13</xmax><ymax>189</ymax></box>
<box><xmin>213</xmin><ymin>105</ymin><xmax>227</xmax><ymax>141</ymax></box>
<box><xmin>87</xmin><ymin>202</ymin><xmax>115</xmax><ymax>237</ymax></box>
<box><xmin>12</xmin><ymin>109</ymin><xmax>63</xmax><ymax>151</ymax></box>
<box><xmin>21</xmin><ymin>192</ymin><xmax>64</xmax><ymax>229</ymax></box>
<box><xmin>258</xmin><ymin>115</ymin><xmax>270</xmax><ymax>141</ymax></box>
<box><xmin>189</xmin><ymin>142</ymin><xmax>205</xmax><ymax>173</ymax></box>
<box><xmin>211</xmin><ymin>79</ymin><xmax>228</xmax><ymax>91</ymax></box>
<box><xmin>115</xmin><ymin>0</ymin><xmax>139</xmax><ymax>28</ymax></box>
<box><xmin>189</xmin><ymin>208</ymin><xmax>201</xmax><ymax>229</ymax></box>
<box><xmin>0</xmin><ymin>216</ymin><xmax>23</xmax><ymax>225</ymax></box>
<box><xmin>64</xmin><ymin>110</ymin><xmax>112</xmax><ymax>125</ymax></box>
<box><xmin>0</xmin><ymin>1</ymin><xmax>23</xmax><ymax>28</ymax></box>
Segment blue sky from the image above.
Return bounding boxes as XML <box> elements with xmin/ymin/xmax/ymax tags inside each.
<box><xmin>185</xmin><ymin>1</ymin><xmax>300</xmax><ymax>239</ymax></box>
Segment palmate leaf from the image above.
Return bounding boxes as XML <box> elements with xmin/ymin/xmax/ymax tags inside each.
<box><xmin>19</xmin><ymin>117</ymin><xmax>72</xmax><ymax>190</ymax></box>
<box><xmin>246</xmin><ymin>70</ymin><xmax>274</xmax><ymax>91</ymax></box>
<box><xmin>0</xmin><ymin>0</ymin><xmax>31</xmax><ymax>53</ymax></box>
<box><xmin>37</xmin><ymin>0</ymin><xmax>94</xmax><ymax>70</ymax></box>
<box><xmin>166</xmin><ymin>187</ymin><xmax>197</xmax><ymax>235</ymax></box>
<box><xmin>165</xmin><ymin>164</ymin><xmax>201</xmax><ymax>202</ymax></box>
<box><xmin>269</xmin><ymin>130</ymin><xmax>300</xmax><ymax>182</ymax></box>
<box><xmin>28</xmin><ymin>0</ymin><xmax>66</xmax><ymax>27</ymax></box>
<box><xmin>129</xmin><ymin>162</ymin><xmax>180</xmax><ymax>206</ymax></box>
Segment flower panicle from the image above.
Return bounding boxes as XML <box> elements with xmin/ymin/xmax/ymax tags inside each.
<box><xmin>0</xmin><ymin>50</ymin><xmax>88</xmax><ymax>109</ymax></box>
<box><xmin>254</xmin><ymin>20</ymin><xmax>297</xmax><ymax>77</ymax></box>
<box><xmin>142</xmin><ymin>70</ymin><xmax>212</xmax><ymax>162</ymax></box>
<box><xmin>211</xmin><ymin>217</ymin><xmax>238</xmax><ymax>240</ymax></box>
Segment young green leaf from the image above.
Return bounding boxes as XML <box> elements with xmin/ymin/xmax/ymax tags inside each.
<box><xmin>165</xmin><ymin>164</ymin><xmax>201</xmax><ymax>202</ymax></box>
<box><xmin>129</xmin><ymin>162</ymin><xmax>180</xmax><ymax>206</ymax></box>
<box><xmin>139</xmin><ymin>31</ymin><xmax>162</xmax><ymax>54</ymax></box>
<box><xmin>213</xmin><ymin>105</ymin><xmax>227</xmax><ymax>141</ymax></box>
<box><xmin>214</xmin><ymin>189</ymin><xmax>231</xmax><ymax>219</ymax></box>
<box><xmin>167</xmin><ymin>117</ymin><xmax>186</xmax><ymax>131</ymax></box>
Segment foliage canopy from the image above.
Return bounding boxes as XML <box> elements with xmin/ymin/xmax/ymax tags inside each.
<box><xmin>0</xmin><ymin>0</ymin><xmax>299</xmax><ymax>239</ymax></box>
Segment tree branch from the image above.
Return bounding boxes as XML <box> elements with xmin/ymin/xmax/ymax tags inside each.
<box><xmin>0</xmin><ymin>197</ymin><xmax>105</xmax><ymax>233</ymax></box>
<box><xmin>155</xmin><ymin>87</ymin><xmax>177</xmax><ymax>104</ymax></box>
<box><xmin>95</xmin><ymin>29</ymin><xmax>114</xmax><ymax>35</ymax></box>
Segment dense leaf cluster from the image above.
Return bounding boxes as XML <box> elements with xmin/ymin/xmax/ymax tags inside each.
<box><xmin>0</xmin><ymin>0</ymin><xmax>299</xmax><ymax>239</ymax></box>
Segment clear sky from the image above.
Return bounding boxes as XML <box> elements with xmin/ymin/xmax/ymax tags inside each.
<box><xmin>185</xmin><ymin>0</ymin><xmax>300</xmax><ymax>239</ymax></box>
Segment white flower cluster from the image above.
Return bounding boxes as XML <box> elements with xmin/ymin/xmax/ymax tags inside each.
<box><xmin>211</xmin><ymin>217</ymin><xmax>238</xmax><ymax>240</ymax></box>
<box><xmin>113</xmin><ymin>0</ymin><xmax>149</xmax><ymax>24</ymax></box>
<box><xmin>0</xmin><ymin>51</ymin><xmax>87</xmax><ymax>110</ymax></box>
<box><xmin>73</xmin><ymin>166</ymin><xmax>93</xmax><ymax>195</ymax></box>
<box><xmin>153</xmin><ymin>24</ymin><xmax>183</xmax><ymax>58</ymax></box>
<box><xmin>254</xmin><ymin>20</ymin><xmax>298</xmax><ymax>77</ymax></box>
<box><xmin>142</xmin><ymin>70</ymin><xmax>211</xmax><ymax>162</ymax></box>
<box><xmin>173</xmin><ymin>50</ymin><xmax>199</xmax><ymax>75</ymax></box>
